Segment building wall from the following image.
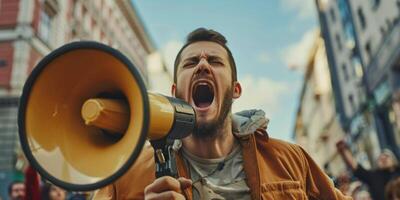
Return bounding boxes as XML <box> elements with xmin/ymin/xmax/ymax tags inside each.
<box><xmin>347</xmin><ymin>0</ymin><xmax>400</xmax><ymax>157</ymax></box>
<box><xmin>0</xmin><ymin>42</ymin><xmax>14</xmax><ymax>88</ymax></box>
<box><xmin>294</xmin><ymin>34</ymin><xmax>347</xmax><ymax>171</ymax></box>
<box><xmin>316</xmin><ymin>0</ymin><xmax>400</xmax><ymax>164</ymax></box>
<box><xmin>0</xmin><ymin>0</ymin><xmax>20</xmax><ymax>28</ymax></box>
<box><xmin>317</xmin><ymin>0</ymin><xmax>366</xmax><ymax>123</ymax></box>
<box><xmin>349</xmin><ymin>0</ymin><xmax>399</xmax><ymax>66</ymax></box>
<box><xmin>0</xmin><ymin>2</ymin><xmax>158</xmax><ymax>197</ymax></box>
<box><xmin>68</xmin><ymin>0</ymin><xmax>152</xmax><ymax>79</ymax></box>
<box><xmin>147</xmin><ymin>52</ymin><xmax>173</xmax><ymax>95</ymax></box>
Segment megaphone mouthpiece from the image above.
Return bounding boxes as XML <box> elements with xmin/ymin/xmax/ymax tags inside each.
<box><xmin>81</xmin><ymin>98</ymin><xmax>129</xmax><ymax>134</ymax></box>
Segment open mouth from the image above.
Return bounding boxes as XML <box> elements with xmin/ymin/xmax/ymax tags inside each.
<box><xmin>192</xmin><ymin>82</ymin><xmax>214</xmax><ymax>108</ymax></box>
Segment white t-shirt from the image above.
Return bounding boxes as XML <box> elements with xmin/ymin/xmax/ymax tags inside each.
<box><xmin>181</xmin><ymin>141</ymin><xmax>251</xmax><ymax>200</ymax></box>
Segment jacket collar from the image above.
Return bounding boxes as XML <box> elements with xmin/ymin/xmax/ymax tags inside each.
<box><xmin>173</xmin><ymin>109</ymin><xmax>269</xmax><ymax>150</ymax></box>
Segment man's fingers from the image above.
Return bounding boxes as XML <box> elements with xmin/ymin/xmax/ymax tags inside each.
<box><xmin>146</xmin><ymin>191</ymin><xmax>186</xmax><ymax>200</ymax></box>
<box><xmin>144</xmin><ymin>177</ymin><xmax>190</xmax><ymax>200</ymax></box>
<box><xmin>145</xmin><ymin>176</ymin><xmax>182</xmax><ymax>194</ymax></box>
<box><xmin>178</xmin><ymin>177</ymin><xmax>192</xmax><ymax>190</ymax></box>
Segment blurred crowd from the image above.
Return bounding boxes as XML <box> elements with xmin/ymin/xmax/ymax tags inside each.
<box><xmin>5</xmin><ymin>166</ymin><xmax>92</xmax><ymax>200</ymax></box>
<box><xmin>334</xmin><ymin>140</ymin><xmax>400</xmax><ymax>200</ymax></box>
<box><xmin>3</xmin><ymin>143</ymin><xmax>400</xmax><ymax>200</ymax></box>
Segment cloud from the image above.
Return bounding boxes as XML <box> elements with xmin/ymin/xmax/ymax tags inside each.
<box><xmin>280</xmin><ymin>0</ymin><xmax>317</xmax><ymax>19</ymax></box>
<box><xmin>282</xmin><ymin>28</ymin><xmax>317</xmax><ymax>71</ymax></box>
<box><xmin>161</xmin><ymin>40</ymin><xmax>184</xmax><ymax>76</ymax></box>
<box><xmin>233</xmin><ymin>75</ymin><xmax>290</xmax><ymax>119</ymax></box>
<box><xmin>256</xmin><ymin>51</ymin><xmax>271</xmax><ymax>64</ymax></box>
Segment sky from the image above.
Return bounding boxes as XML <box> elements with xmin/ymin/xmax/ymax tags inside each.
<box><xmin>133</xmin><ymin>0</ymin><xmax>318</xmax><ymax>142</ymax></box>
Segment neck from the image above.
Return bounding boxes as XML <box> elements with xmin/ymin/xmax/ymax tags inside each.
<box><xmin>182</xmin><ymin>117</ymin><xmax>236</xmax><ymax>159</ymax></box>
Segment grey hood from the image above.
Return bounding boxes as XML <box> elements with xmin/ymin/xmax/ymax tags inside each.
<box><xmin>173</xmin><ymin>109</ymin><xmax>269</xmax><ymax>150</ymax></box>
<box><xmin>232</xmin><ymin>109</ymin><xmax>269</xmax><ymax>138</ymax></box>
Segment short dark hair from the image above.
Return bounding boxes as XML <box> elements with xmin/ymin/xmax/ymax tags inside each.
<box><xmin>386</xmin><ymin>177</ymin><xmax>400</xmax><ymax>200</ymax></box>
<box><xmin>173</xmin><ymin>28</ymin><xmax>237</xmax><ymax>83</ymax></box>
<box><xmin>8</xmin><ymin>181</ymin><xmax>23</xmax><ymax>195</ymax></box>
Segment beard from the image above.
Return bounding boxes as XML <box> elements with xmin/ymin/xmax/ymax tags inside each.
<box><xmin>176</xmin><ymin>86</ymin><xmax>233</xmax><ymax>139</ymax></box>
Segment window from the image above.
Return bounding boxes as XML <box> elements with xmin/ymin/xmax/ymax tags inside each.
<box><xmin>380</xmin><ymin>27</ymin><xmax>386</xmax><ymax>38</ymax></box>
<box><xmin>344</xmin><ymin>24</ymin><xmax>356</xmax><ymax>49</ymax></box>
<box><xmin>342</xmin><ymin>63</ymin><xmax>349</xmax><ymax>81</ymax></box>
<box><xmin>84</xmin><ymin>13</ymin><xmax>91</xmax><ymax>32</ymax></box>
<box><xmin>330</xmin><ymin>8</ymin><xmax>336</xmax><ymax>22</ymax></box>
<box><xmin>73</xmin><ymin>2</ymin><xmax>82</xmax><ymax>18</ymax></box>
<box><xmin>349</xmin><ymin>94</ymin><xmax>356</xmax><ymax>112</ymax></box>
<box><xmin>336</xmin><ymin>34</ymin><xmax>342</xmax><ymax>50</ymax></box>
<box><xmin>358</xmin><ymin>8</ymin><xmax>366</xmax><ymax>29</ymax></box>
<box><xmin>351</xmin><ymin>56</ymin><xmax>363</xmax><ymax>78</ymax></box>
<box><xmin>38</xmin><ymin>10</ymin><xmax>52</xmax><ymax>44</ymax></box>
<box><xmin>369</xmin><ymin>0</ymin><xmax>381</xmax><ymax>9</ymax></box>
<box><xmin>338</xmin><ymin>0</ymin><xmax>350</xmax><ymax>20</ymax></box>
<box><xmin>0</xmin><ymin>60</ymin><xmax>6</xmax><ymax>68</ymax></box>
<box><xmin>365</xmin><ymin>41</ymin><xmax>372</xmax><ymax>61</ymax></box>
<box><xmin>386</xmin><ymin>19</ymin><xmax>392</xmax><ymax>30</ymax></box>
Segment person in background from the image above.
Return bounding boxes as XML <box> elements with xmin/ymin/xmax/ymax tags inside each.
<box><xmin>41</xmin><ymin>182</ymin><xmax>67</xmax><ymax>200</ymax></box>
<box><xmin>348</xmin><ymin>181</ymin><xmax>372</xmax><ymax>200</ymax></box>
<box><xmin>68</xmin><ymin>192</ymin><xmax>93</xmax><ymax>200</ymax></box>
<box><xmin>335</xmin><ymin>172</ymin><xmax>352</xmax><ymax>195</ymax></box>
<box><xmin>337</xmin><ymin>139</ymin><xmax>400</xmax><ymax>200</ymax></box>
<box><xmin>7</xmin><ymin>181</ymin><xmax>25</xmax><ymax>200</ymax></box>
<box><xmin>385</xmin><ymin>177</ymin><xmax>400</xmax><ymax>200</ymax></box>
<box><xmin>24</xmin><ymin>165</ymin><xmax>41</xmax><ymax>200</ymax></box>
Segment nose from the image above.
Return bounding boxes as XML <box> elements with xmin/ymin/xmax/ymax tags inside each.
<box><xmin>194</xmin><ymin>58</ymin><xmax>211</xmax><ymax>76</ymax></box>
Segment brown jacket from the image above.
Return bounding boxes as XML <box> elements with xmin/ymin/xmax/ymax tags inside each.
<box><xmin>93</xmin><ymin>133</ymin><xmax>351</xmax><ymax>200</ymax></box>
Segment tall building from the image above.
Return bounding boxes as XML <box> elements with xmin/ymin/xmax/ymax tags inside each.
<box><xmin>294</xmin><ymin>32</ymin><xmax>348</xmax><ymax>176</ymax></box>
<box><xmin>348</xmin><ymin>0</ymin><xmax>400</xmax><ymax>158</ymax></box>
<box><xmin>316</xmin><ymin>0</ymin><xmax>400</xmax><ymax>166</ymax></box>
<box><xmin>68</xmin><ymin>0</ymin><xmax>154</xmax><ymax>78</ymax></box>
<box><xmin>0</xmin><ymin>0</ymin><xmax>158</xmax><ymax>198</ymax></box>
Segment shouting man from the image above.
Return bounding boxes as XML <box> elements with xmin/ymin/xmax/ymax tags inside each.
<box><xmin>94</xmin><ymin>28</ymin><xmax>351</xmax><ymax>200</ymax></box>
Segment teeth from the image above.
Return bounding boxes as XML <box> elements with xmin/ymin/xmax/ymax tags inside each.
<box><xmin>196</xmin><ymin>81</ymin><xmax>211</xmax><ymax>87</ymax></box>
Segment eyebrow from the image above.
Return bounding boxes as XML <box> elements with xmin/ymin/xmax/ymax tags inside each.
<box><xmin>182</xmin><ymin>55</ymin><xmax>223</xmax><ymax>62</ymax></box>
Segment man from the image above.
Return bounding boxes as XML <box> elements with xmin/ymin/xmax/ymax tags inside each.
<box><xmin>8</xmin><ymin>181</ymin><xmax>25</xmax><ymax>200</ymax></box>
<box><xmin>337</xmin><ymin>140</ymin><xmax>400</xmax><ymax>200</ymax></box>
<box><xmin>94</xmin><ymin>28</ymin><xmax>350</xmax><ymax>199</ymax></box>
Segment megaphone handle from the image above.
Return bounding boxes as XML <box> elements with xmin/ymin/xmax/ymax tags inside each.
<box><xmin>151</xmin><ymin>140</ymin><xmax>178</xmax><ymax>178</ymax></box>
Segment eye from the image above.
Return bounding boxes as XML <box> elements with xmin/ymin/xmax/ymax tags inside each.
<box><xmin>210</xmin><ymin>60</ymin><xmax>223</xmax><ymax>66</ymax></box>
<box><xmin>183</xmin><ymin>61</ymin><xmax>196</xmax><ymax>68</ymax></box>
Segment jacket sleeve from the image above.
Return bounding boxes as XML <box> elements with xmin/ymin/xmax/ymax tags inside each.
<box><xmin>298</xmin><ymin>146</ymin><xmax>352</xmax><ymax>200</ymax></box>
<box><xmin>93</xmin><ymin>141</ymin><xmax>156</xmax><ymax>200</ymax></box>
<box><xmin>93</xmin><ymin>185</ymin><xmax>116</xmax><ymax>200</ymax></box>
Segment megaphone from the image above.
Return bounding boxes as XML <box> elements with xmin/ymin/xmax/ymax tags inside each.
<box><xmin>18</xmin><ymin>41</ymin><xmax>195</xmax><ymax>191</ymax></box>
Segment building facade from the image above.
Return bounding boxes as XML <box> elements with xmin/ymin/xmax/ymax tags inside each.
<box><xmin>316</xmin><ymin>0</ymin><xmax>400</xmax><ymax>168</ymax></box>
<box><xmin>349</xmin><ymin>0</ymin><xmax>400</xmax><ymax>158</ymax></box>
<box><xmin>294</xmin><ymin>33</ymin><xmax>348</xmax><ymax>177</ymax></box>
<box><xmin>0</xmin><ymin>0</ymin><xmax>158</xmax><ymax>198</ymax></box>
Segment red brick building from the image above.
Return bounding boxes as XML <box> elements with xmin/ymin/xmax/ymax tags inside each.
<box><xmin>0</xmin><ymin>0</ymin><xmax>155</xmax><ymax>197</ymax></box>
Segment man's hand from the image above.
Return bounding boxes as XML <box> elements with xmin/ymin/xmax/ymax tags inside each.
<box><xmin>335</xmin><ymin>139</ymin><xmax>358</xmax><ymax>171</ymax></box>
<box><xmin>336</xmin><ymin>139</ymin><xmax>349</xmax><ymax>153</ymax></box>
<box><xmin>144</xmin><ymin>176</ymin><xmax>192</xmax><ymax>200</ymax></box>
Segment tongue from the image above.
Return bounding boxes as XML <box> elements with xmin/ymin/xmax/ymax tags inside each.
<box><xmin>197</xmin><ymin>102</ymin><xmax>211</xmax><ymax>108</ymax></box>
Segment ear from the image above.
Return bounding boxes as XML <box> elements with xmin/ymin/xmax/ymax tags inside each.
<box><xmin>232</xmin><ymin>81</ymin><xmax>242</xmax><ymax>99</ymax></box>
<box><xmin>171</xmin><ymin>83</ymin><xmax>177</xmax><ymax>97</ymax></box>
